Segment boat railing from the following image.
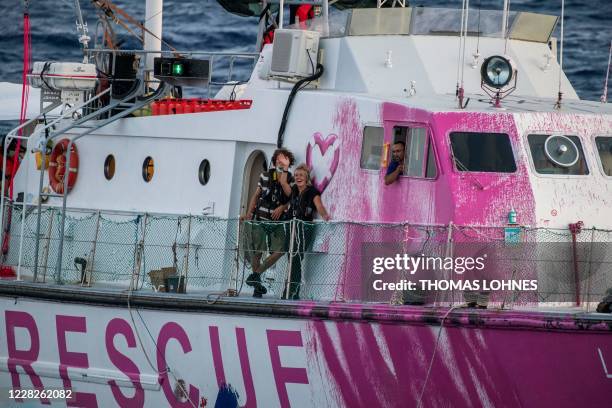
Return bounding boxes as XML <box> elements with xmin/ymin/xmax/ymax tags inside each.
<box><xmin>88</xmin><ymin>48</ymin><xmax>260</xmax><ymax>100</ymax></box>
<box><xmin>1</xmin><ymin>202</ymin><xmax>611</xmax><ymax>311</ymax></box>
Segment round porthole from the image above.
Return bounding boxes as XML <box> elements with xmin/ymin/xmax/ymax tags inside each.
<box><xmin>142</xmin><ymin>156</ymin><xmax>154</xmax><ymax>182</ymax></box>
<box><xmin>104</xmin><ymin>155</ymin><xmax>115</xmax><ymax>180</ymax></box>
<box><xmin>198</xmin><ymin>159</ymin><xmax>211</xmax><ymax>185</ymax></box>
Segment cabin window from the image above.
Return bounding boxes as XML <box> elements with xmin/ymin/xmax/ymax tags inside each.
<box><xmin>450</xmin><ymin>132</ymin><xmax>517</xmax><ymax>173</ymax></box>
<box><xmin>596</xmin><ymin>137</ymin><xmax>612</xmax><ymax>176</ymax></box>
<box><xmin>199</xmin><ymin>159</ymin><xmax>211</xmax><ymax>185</ymax></box>
<box><xmin>360</xmin><ymin>126</ymin><xmax>384</xmax><ymax>170</ymax></box>
<box><xmin>104</xmin><ymin>155</ymin><xmax>115</xmax><ymax>180</ymax></box>
<box><xmin>392</xmin><ymin>126</ymin><xmax>437</xmax><ymax>178</ymax></box>
<box><xmin>142</xmin><ymin>156</ymin><xmax>155</xmax><ymax>182</ymax></box>
<box><xmin>527</xmin><ymin>134</ymin><xmax>589</xmax><ymax>175</ymax></box>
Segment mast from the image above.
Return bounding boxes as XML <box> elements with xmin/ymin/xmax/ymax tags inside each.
<box><xmin>74</xmin><ymin>0</ymin><xmax>90</xmax><ymax>62</ymax></box>
<box><xmin>144</xmin><ymin>0</ymin><xmax>163</xmax><ymax>78</ymax></box>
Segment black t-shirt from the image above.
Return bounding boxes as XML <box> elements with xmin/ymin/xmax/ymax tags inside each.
<box><xmin>287</xmin><ymin>185</ymin><xmax>320</xmax><ymax>221</ymax></box>
<box><xmin>255</xmin><ymin>169</ymin><xmax>293</xmax><ymax>220</ymax></box>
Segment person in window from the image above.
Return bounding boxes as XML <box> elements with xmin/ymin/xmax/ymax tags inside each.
<box><xmin>283</xmin><ymin>163</ymin><xmax>330</xmax><ymax>300</ymax></box>
<box><xmin>384</xmin><ymin>141</ymin><xmax>405</xmax><ymax>185</ymax></box>
<box><xmin>242</xmin><ymin>148</ymin><xmax>294</xmax><ymax>297</ymax></box>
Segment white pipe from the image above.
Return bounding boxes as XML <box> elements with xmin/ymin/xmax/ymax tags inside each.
<box><xmin>144</xmin><ymin>0</ymin><xmax>163</xmax><ymax>73</ymax></box>
<box><xmin>279</xmin><ymin>0</ymin><xmax>284</xmax><ymax>29</ymax></box>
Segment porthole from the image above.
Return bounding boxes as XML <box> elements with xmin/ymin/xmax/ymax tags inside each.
<box><xmin>104</xmin><ymin>155</ymin><xmax>115</xmax><ymax>180</ymax></box>
<box><xmin>198</xmin><ymin>159</ymin><xmax>211</xmax><ymax>185</ymax></box>
<box><xmin>142</xmin><ymin>156</ymin><xmax>154</xmax><ymax>182</ymax></box>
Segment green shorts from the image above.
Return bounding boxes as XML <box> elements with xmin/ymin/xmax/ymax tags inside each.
<box><xmin>246</xmin><ymin>221</ymin><xmax>286</xmax><ymax>253</ymax></box>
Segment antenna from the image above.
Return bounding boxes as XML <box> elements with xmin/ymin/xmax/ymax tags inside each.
<box><xmin>74</xmin><ymin>0</ymin><xmax>90</xmax><ymax>63</ymax></box>
<box><xmin>501</xmin><ymin>0</ymin><xmax>508</xmax><ymax>41</ymax></box>
<box><xmin>471</xmin><ymin>0</ymin><xmax>481</xmax><ymax>69</ymax></box>
<box><xmin>555</xmin><ymin>0</ymin><xmax>565</xmax><ymax>109</ymax></box>
<box><xmin>457</xmin><ymin>0</ymin><xmax>470</xmax><ymax>109</ymax></box>
<box><xmin>502</xmin><ymin>0</ymin><xmax>511</xmax><ymax>55</ymax></box>
<box><xmin>456</xmin><ymin>0</ymin><xmax>467</xmax><ymax>99</ymax></box>
<box><xmin>601</xmin><ymin>40</ymin><xmax>612</xmax><ymax>103</ymax></box>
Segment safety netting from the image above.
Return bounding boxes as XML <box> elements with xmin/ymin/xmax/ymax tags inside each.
<box><xmin>2</xmin><ymin>203</ymin><xmax>611</xmax><ymax>309</ymax></box>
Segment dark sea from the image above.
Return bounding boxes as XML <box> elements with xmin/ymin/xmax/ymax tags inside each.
<box><xmin>0</xmin><ymin>0</ymin><xmax>610</xmax><ymax>100</ymax></box>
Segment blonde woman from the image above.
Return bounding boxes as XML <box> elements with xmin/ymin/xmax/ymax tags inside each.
<box><xmin>283</xmin><ymin>163</ymin><xmax>330</xmax><ymax>299</ymax></box>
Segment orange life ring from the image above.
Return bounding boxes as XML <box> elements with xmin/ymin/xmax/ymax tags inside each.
<box><xmin>48</xmin><ymin>138</ymin><xmax>79</xmax><ymax>194</ymax></box>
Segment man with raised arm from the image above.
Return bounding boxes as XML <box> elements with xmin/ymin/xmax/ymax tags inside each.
<box><xmin>242</xmin><ymin>148</ymin><xmax>294</xmax><ymax>297</ymax></box>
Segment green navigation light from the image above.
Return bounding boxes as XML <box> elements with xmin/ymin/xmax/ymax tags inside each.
<box><xmin>172</xmin><ymin>62</ymin><xmax>184</xmax><ymax>76</ymax></box>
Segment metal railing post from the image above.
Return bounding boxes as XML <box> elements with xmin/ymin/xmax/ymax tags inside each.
<box><xmin>41</xmin><ymin>208</ymin><xmax>55</xmax><ymax>283</ymax></box>
<box><xmin>32</xmin><ymin>145</ymin><xmax>47</xmax><ymax>281</ymax></box>
<box><xmin>132</xmin><ymin>213</ymin><xmax>148</xmax><ymax>291</ymax></box>
<box><xmin>585</xmin><ymin>227</ymin><xmax>596</xmax><ymax>312</ymax></box>
<box><xmin>285</xmin><ymin>219</ymin><xmax>296</xmax><ymax>299</ymax></box>
<box><xmin>444</xmin><ymin>221</ymin><xmax>454</xmax><ymax>306</ymax></box>
<box><xmin>207</xmin><ymin>55</ymin><xmax>213</xmax><ymax>99</ymax></box>
<box><xmin>231</xmin><ymin>218</ymin><xmax>241</xmax><ymax>294</ymax></box>
<box><xmin>183</xmin><ymin>214</ymin><xmax>192</xmax><ymax>290</ymax></box>
<box><xmin>84</xmin><ymin>210</ymin><xmax>101</xmax><ymax>286</ymax></box>
<box><xmin>16</xmin><ymin>145</ymin><xmax>34</xmax><ymax>281</ymax></box>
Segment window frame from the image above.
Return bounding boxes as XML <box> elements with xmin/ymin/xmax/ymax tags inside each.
<box><xmin>104</xmin><ymin>154</ymin><xmax>116</xmax><ymax>181</ymax></box>
<box><xmin>594</xmin><ymin>136</ymin><xmax>612</xmax><ymax>178</ymax></box>
<box><xmin>524</xmin><ymin>132</ymin><xmax>591</xmax><ymax>178</ymax></box>
<box><xmin>198</xmin><ymin>159</ymin><xmax>211</xmax><ymax>185</ymax></box>
<box><xmin>387</xmin><ymin>122</ymin><xmax>439</xmax><ymax>181</ymax></box>
<box><xmin>448</xmin><ymin>130</ymin><xmax>518</xmax><ymax>174</ymax></box>
<box><xmin>359</xmin><ymin>124</ymin><xmax>385</xmax><ymax>173</ymax></box>
<box><xmin>142</xmin><ymin>156</ymin><xmax>155</xmax><ymax>183</ymax></box>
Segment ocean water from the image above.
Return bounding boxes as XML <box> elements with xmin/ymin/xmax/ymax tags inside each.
<box><xmin>0</xmin><ymin>0</ymin><xmax>610</xmax><ymax>101</ymax></box>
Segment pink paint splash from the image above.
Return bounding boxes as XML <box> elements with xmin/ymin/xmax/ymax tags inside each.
<box><xmin>324</xmin><ymin>98</ymin><xmax>373</xmax><ymax>220</ymax></box>
<box><xmin>307</xmin><ymin>317</ymin><xmax>612</xmax><ymax>407</ymax></box>
<box><xmin>306</xmin><ymin>132</ymin><xmax>340</xmax><ymax>192</ymax></box>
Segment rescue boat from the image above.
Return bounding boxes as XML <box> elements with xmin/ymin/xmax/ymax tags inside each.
<box><xmin>0</xmin><ymin>1</ymin><xmax>611</xmax><ymax>407</ymax></box>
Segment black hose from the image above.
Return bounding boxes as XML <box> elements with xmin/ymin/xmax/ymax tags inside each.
<box><xmin>277</xmin><ymin>63</ymin><xmax>324</xmax><ymax>148</ymax></box>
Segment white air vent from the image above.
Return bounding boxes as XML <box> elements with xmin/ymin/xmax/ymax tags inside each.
<box><xmin>270</xmin><ymin>29</ymin><xmax>320</xmax><ymax>80</ymax></box>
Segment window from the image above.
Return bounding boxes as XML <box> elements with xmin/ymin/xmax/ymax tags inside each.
<box><xmin>528</xmin><ymin>134</ymin><xmax>589</xmax><ymax>175</ymax></box>
<box><xmin>360</xmin><ymin>126</ymin><xmax>384</xmax><ymax>170</ymax></box>
<box><xmin>142</xmin><ymin>156</ymin><xmax>155</xmax><ymax>182</ymax></box>
<box><xmin>104</xmin><ymin>155</ymin><xmax>115</xmax><ymax>180</ymax></box>
<box><xmin>199</xmin><ymin>159</ymin><xmax>211</xmax><ymax>185</ymax></box>
<box><xmin>596</xmin><ymin>137</ymin><xmax>612</xmax><ymax>176</ymax></box>
<box><xmin>426</xmin><ymin>140</ymin><xmax>437</xmax><ymax>178</ymax></box>
<box><xmin>392</xmin><ymin>126</ymin><xmax>437</xmax><ymax>178</ymax></box>
<box><xmin>450</xmin><ymin>132</ymin><xmax>516</xmax><ymax>173</ymax></box>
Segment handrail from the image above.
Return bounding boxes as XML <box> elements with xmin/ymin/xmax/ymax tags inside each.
<box><xmin>52</xmin><ymin>82</ymin><xmax>169</xmax><ymax>283</ymax></box>
<box><xmin>89</xmin><ymin>49</ymin><xmax>260</xmax><ymax>57</ymax></box>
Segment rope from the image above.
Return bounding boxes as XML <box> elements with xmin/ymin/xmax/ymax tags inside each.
<box><xmin>459</xmin><ymin>0</ymin><xmax>470</xmax><ymax>88</ymax></box>
<box><xmin>601</xmin><ymin>40</ymin><xmax>612</xmax><ymax>103</ymax></box>
<box><xmin>416</xmin><ymin>306</ymin><xmax>460</xmax><ymax>408</ymax></box>
<box><xmin>2</xmin><ymin>3</ymin><xmax>31</xmax><ymax>261</ymax></box>
<box><xmin>126</xmin><ymin>287</ymin><xmax>197</xmax><ymax>408</ymax></box>
<box><xmin>555</xmin><ymin>0</ymin><xmax>565</xmax><ymax>109</ymax></box>
<box><xmin>456</xmin><ymin>0</ymin><xmax>466</xmax><ymax>93</ymax></box>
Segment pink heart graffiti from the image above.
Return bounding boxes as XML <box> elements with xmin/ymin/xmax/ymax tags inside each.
<box><xmin>306</xmin><ymin>132</ymin><xmax>340</xmax><ymax>192</ymax></box>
